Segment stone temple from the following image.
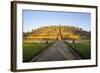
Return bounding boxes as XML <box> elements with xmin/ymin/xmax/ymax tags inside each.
<box><xmin>23</xmin><ymin>25</ymin><xmax>84</xmax><ymax>43</ymax></box>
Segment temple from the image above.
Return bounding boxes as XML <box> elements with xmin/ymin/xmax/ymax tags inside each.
<box><xmin>23</xmin><ymin>25</ymin><xmax>82</xmax><ymax>43</ymax></box>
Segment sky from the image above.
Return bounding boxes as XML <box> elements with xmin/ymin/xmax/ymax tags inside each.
<box><xmin>23</xmin><ymin>10</ymin><xmax>91</xmax><ymax>32</ymax></box>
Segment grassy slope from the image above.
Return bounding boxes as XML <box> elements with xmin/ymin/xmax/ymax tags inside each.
<box><xmin>66</xmin><ymin>40</ymin><xmax>91</xmax><ymax>59</ymax></box>
<box><xmin>23</xmin><ymin>42</ymin><xmax>49</xmax><ymax>62</ymax></box>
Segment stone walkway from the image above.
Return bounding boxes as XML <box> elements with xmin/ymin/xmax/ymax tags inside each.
<box><xmin>31</xmin><ymin>40</ymin><xmax>81</xmax><ymax>62</ymax></box>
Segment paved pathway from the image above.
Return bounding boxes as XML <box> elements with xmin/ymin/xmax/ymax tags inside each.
<box><xmin>31</xmin><ymin>40</ymin><xmax>81</xmax><ymax>62</ymax></box>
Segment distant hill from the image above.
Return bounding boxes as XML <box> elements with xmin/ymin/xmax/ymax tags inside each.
<box><xmin>23</xmin><ymin>25</ymin><xmax>90</xmax><ymax>42</ymax></box>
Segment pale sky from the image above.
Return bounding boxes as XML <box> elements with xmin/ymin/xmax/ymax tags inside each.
<box><xmin>23</xmin><ymin>10</ymin><xmax>91</xmax><ymax>32</ymax></box>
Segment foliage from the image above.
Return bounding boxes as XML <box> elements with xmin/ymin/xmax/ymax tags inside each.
<box><xmin>66</xmin><ymin>40</ymin><xmax>91</xmax><ymax>59</ymax></box>
<box><xmin>23</xmin><ymin>42</ymin><xmax>49</xmax><ymax>62</ymax></box>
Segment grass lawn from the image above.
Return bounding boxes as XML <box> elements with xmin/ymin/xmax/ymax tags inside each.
<box><xmin>66</xmin><ymin>40</ymin><xmax>91</xmax><ymax>59</ymax></box>
<box><xmin>23</xmin><ymin>42</ymin><xmax>50</xmax><ymax>62</ymax></box>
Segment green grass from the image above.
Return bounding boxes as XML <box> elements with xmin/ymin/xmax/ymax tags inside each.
<box><xmin>66</xmin><ymin>40</ymin><xmax>91</xmax><ymax>59</ymax></box>
<box><xmin>23</xmin><ymin>42</ymin><xmax>49</xmax><ymax>62</ymax></box>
